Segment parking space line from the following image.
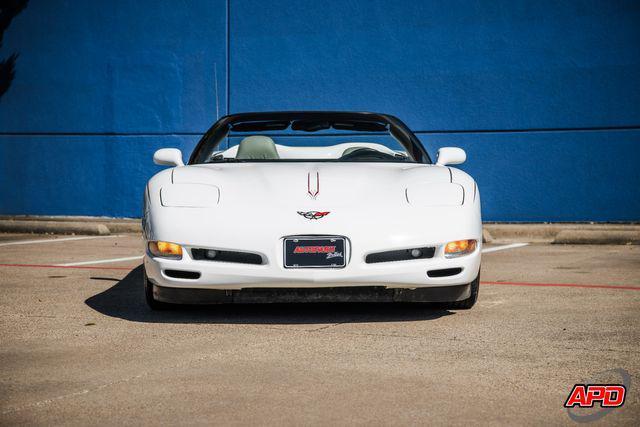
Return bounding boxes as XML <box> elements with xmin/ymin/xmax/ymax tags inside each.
<box><xmin>481</xmin><ymin>281</ymin><xmax>640</xmax><ymax>291</ymax></box>
<box><xmin>56</xmin><ymin>256</ymin><xmax>143</xmax><ymax>267</ymax></box>
<box><xmin>0</xmin><ymin>263</ymin><xmax>134</xmax><ymax>270</ymax></box>
<box><xmin>482</xmin><ymin>243</ymin><xmax>529</xmax><ymax>253</ymax></box>
<box><xmin>0</xmin><ymin>235</ymin><xmax>119</xmax><ymax>247</ymax></box>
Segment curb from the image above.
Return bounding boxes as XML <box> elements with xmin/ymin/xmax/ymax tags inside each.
<box><xmin>553</xmin><ymin>230</ymin><xmax>640</xmax><ymax>245</ymax></box>
<box><xmin>104</xmin><ymin>222</ymin><xmax>142</xmax><ymax>234</ymax></box>
<box><xmin>0</xmin><ymin>220</ymin><xmax>111</xmax><ymax>236</ymax></box>
<box><xmin>484</xmin><ymin>224</ymin><xmax>640</xmax><ymax>244</ymax></box>
<box><xmin>1</xmin><ymin>217</ymin><xmax>638</xmax><ymax>244</ymax></box>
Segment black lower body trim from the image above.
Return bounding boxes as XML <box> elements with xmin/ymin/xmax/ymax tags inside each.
<box><xmin>152</xmin><ymin>283</ymin><xmax>471</xmax><ymax>304</ymax></box>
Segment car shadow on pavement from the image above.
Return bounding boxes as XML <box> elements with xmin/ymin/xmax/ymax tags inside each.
<box><xmin>85</xmin><ymin>265</ymin><xmax>453</xmax><ymax>324</ymax></box>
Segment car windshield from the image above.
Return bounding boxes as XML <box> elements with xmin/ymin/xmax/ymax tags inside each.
<box><xmin>190</xmin><ymin>117</ymin><xmax>422</xmax><ymax>164</ymax></box>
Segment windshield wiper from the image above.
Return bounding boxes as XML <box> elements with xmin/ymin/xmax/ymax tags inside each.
<box><xmin>205</xmin><ymin>156</ymin><xmax>244</xmax><ymax>163</ymax></box>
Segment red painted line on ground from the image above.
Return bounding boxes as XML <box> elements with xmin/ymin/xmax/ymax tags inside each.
<box><xmin>0</xmin><ymin>263</ymin><xmax>637</xmax><ymax>290</ymax></box>
<box><xmin>0</xmin><ymin>263</ymin><xmax>136</xmax><ymax>271</ymax></box>
<box><xmin>481</xmin><ymin>281</ymin><xmax>640</xmax><ymax>291</ymax></box>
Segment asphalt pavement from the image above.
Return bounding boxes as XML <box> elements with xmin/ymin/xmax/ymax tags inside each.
<box><xmin>0</xmin><ymin>234</ymin><xmax>638</xmax><ymax>425</ymax></box>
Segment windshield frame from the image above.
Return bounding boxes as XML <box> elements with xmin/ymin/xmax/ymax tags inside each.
<box><xmin>188</xmin><ymin>111</ymin><xmax>432</xmax><ymax>164</ymax></box>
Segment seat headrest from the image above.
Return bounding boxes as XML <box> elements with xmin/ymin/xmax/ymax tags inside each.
<box><xmin>236</xmin><ymin>136</ymin><xmax>279</xmax><ymax>160</ymax></box>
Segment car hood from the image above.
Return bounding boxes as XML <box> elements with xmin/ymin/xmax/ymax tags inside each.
<box><xmin>169</xmin><ymin>162</ymin><xmax>454</xmax><ymax>207</ymax></box>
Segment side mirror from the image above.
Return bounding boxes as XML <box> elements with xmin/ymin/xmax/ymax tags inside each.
<box><xmin>436</xmin><ymin>147</ymin><xmax>466</xmax><ymax>166</ymax></box>
<box><xmin>153</xmin><ymin>148</ymin><xmax>184</xmax><ymax>167</ymax></box>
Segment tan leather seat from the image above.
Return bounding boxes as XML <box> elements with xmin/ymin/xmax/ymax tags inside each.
<box><xmin>236</xmin><ymin>136</ymin><xmax>280</xmax><ymax>160</ymax></box>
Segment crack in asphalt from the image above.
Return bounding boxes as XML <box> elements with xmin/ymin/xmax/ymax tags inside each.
<box><xmin>2</xmin><ymin>326</ymin><xmax>637</xmax><ymax>416</ymax></box>
<box><xmin>1</xmin><ymin>353</ymin><xmax>217</xmax><ymax>415</ymax></box>
<box><xmin>306</xmin><ymin>322</ymin><xmax>344</xmax><ymax>332</ymax></box>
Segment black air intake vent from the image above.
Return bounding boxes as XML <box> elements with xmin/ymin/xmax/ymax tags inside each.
<box><xmin>191</xmin><ymin>248</ymin><xmax>263</xmax><ymax>265</ymax></box>
<box><xmin>365</xmin><ymin>247</ymin><xmax>435</xmax><ymax>264</ymax></box>
<box><xmin>164</xmin><ymin>269</ymin><xmax>201</xmax><ymax>280</ymax></box>
<box><xmin>427</xmin><ymin>267</ymin><xmax>462</xmax><ymax>278</ymax></box>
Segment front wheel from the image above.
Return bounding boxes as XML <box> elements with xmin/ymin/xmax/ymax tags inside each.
<box><xmin>444</xmin><ymin>273</ymin><xmax>480</xmax><ymax>310</ymax></box>
<box><xmin>144</xmin><ymin>269</ymin><xmax>172</xmax><ymax>310</ymax></box>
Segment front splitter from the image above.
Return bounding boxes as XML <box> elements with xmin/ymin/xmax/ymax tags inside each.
<box><xmin>152</xmin><ymin>282</ymin><xmax>471</xmax><ymax>304</ymax></box>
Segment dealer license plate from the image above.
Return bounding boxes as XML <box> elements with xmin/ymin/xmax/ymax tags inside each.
<box><xmin>283</xmin><ymin>237</ymin><xmax>346</xmax><ymax>268</ymax></box>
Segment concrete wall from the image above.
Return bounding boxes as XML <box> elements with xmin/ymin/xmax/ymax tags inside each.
<box><xmin>1</xmin><ymin>0</ymin><xmax>639</xmax><ymax>220</ymax></box>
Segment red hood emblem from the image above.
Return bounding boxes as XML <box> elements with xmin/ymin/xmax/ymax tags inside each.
<box><xmin>297</xmin><ymin>211</ymin><xmax>330</xmax><ymax>220</ymax></box>
<box><xmin>308</xmin><ymin>172</ymin><xmax>320</xmax><ymax>199</ymax></box>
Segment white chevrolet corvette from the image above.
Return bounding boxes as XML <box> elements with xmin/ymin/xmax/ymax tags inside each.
<box><xmin>143</xmin><ymin>112</ymin><xmax>481</xmax><ymax>310</ymax></box>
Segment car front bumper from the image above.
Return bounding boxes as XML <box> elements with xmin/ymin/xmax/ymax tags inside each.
<box><xmin>144</xmin><ymin>197</ymin><xmax>482</xmax><ymax>300</ymax></box>
<box><xmin>144</xmin><ymin>245</ymin><xmax>481</xmax><ymax>291</ymax></box>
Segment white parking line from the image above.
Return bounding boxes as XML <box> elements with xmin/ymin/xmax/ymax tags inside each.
<box><xmin>0</xmin><ymin>235</ymin><xmax>118</xmax><ymax>247</ymax></box>
<box><xmin>14</xmin><ymin>240</ymin><xmax>524</xmax><ymax>267</ymax></box>
<box><xmin>482</xmin><ymin>243</ymin><xmax>529</xmax><ymax>253</ymax></box>
<box><xmin>56</xmin><ymin>256</ymin><xmax>143</xmax><ymax>267</ymax></box>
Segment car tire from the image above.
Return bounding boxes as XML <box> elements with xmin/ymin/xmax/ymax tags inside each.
<box><xmin>144</xmin><ymin>269</ymin><xmax>172</xmax><ymax>310</ymax></box>
<box><xmin>445</xmin><ymin>272</ymin><xmax>480</xmax><ymax>310</ymax></box>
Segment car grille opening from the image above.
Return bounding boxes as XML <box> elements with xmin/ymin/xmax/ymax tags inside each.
<box><xmin>427</xmin><ymin>267</ymin><xmax>463</xmax><ymax>278</ymax></box>
<box><xmin>164</xmin><ymin>269</ymin><xmax>201</xmax><ymax>279</ymax></box>
<box><xmin>365</xmin><ymin>246</ymin><xmax>436</xmax><ymax>264</ymax></box>
<box><xmin>191</xmin><ymin>248</ymin><xmax>263</xmax><ymax>265</ymax></box>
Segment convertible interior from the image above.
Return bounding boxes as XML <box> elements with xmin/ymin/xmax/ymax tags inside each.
<box><xmin>209</xmin><ymin>135</ymin><xmax>410</xmax><ymax>162</ymax></box>
<box><xmin>190</xmin><ymin>112</ymin><xmax>432</xmax><ymax>164</ymax></box>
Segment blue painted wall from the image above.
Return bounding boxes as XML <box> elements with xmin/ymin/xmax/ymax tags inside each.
<box><xmin>1</xmin><ymin>0</ymin><xmax>639</xmax><ymax>220</ymax></box>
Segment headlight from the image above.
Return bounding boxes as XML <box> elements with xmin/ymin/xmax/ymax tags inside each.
<box><xmin>444</xmin><ymin>239</ymin><xmax>476</xmax><ymax>258</ymax></box>
<box><xmin>148</xmin><ymin>241</ymin><xmax>183</xmax><ymax>259</ymax></box>
<box><xmin>160</xmin><ymin>184</ymin><xmax>219</xmax><ymax>207</ymax></box>
<box><xmin>405</xmin><ymin>183</ymin><xmax>464</xmax><ymax>207</ymax></box>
